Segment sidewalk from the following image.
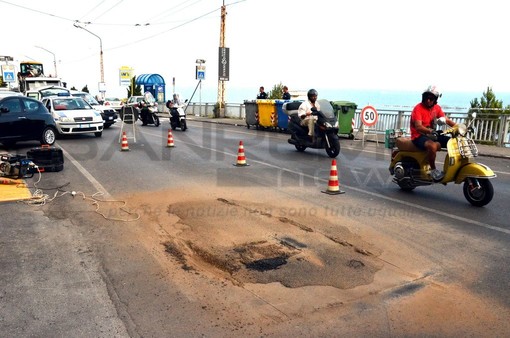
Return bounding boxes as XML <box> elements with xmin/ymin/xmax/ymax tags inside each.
<box><xmin>186</xmin><ymin>115</ymin><xmax>510</xmax><ymax>159</ymax></box>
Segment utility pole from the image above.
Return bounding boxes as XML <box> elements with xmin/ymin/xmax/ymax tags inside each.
<box><xmin>217</xmin><ymin>1</ymin><xmax>226</xmax><ymax>117</ymax></box>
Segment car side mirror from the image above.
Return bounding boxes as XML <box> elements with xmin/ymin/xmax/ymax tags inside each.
<box><xmin>0</xmin><ymin>107</ymin><xmax>8</xmax><ymax>113</ymax></box>
<box><xmin>185</xmin><ymin>99</ymin><xmax>188</xmax><ymax>103</ymax></box>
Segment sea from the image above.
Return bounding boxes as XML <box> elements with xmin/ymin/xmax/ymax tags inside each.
<box><xmin>186</xmin><ymin>87</ymin><xmax>510</xmax><ymax>113</ymax></box>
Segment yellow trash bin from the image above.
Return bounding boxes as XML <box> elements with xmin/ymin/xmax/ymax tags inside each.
<box><xmin>256</xmin><ymin>99</ymin><xmax>277</xmax><ymax>129</ymax></box>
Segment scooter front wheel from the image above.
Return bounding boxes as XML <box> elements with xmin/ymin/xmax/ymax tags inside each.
<box><xmin>325</xmin><ymin>135</ymin><xmax>341</xmax><ymax>158</ymax></box>
<box><xmin>154</xmin><ymin>115</ymin><xmax>160</xmax><ymax>127</ymax></box>
<box><xmin>180</xmin><ymin>120</ymin><xmax>187</xmax><ymax>131</ymax></box>
<box><xmin>463</xmin><ymin>178</ymin><xmax>494</xmax><ymax>207</ymax></box>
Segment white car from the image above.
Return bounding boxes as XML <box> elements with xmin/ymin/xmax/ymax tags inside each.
<box><xmin>103</xmin><ymin>97</ymin><xmax>123</xmax><ymax>111</ymax></box>
<box><xmin>70</xmin><ymin>91</ymin><xmax>118</xmax><ymax>128</ymax></box>
<box><xmin>42</xmin><ymin>95</ymin><xmax>104</xmax><ymax>137</ymax></box>
<box><xmin>0</xmin><ymin>89</ymin><xmax>23</xmax><ymax>98</ymax></box>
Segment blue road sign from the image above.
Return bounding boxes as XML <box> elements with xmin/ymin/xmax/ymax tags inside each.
<box><xmin>3</xmin><ymin>71</ymin><xmax>15</xmax><ymax>82</ymax></box>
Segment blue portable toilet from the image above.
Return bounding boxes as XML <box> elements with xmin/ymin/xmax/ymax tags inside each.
<box><xmin>136</xmin><ymin>74</ymin><xmax>166</xmax><ymax>103</ymax></box>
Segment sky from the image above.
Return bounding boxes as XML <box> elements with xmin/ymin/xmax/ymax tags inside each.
<box><xmin>1</xmin><ymin>0</ymin><xmax>509</xmax><ymax>105</ymax></box>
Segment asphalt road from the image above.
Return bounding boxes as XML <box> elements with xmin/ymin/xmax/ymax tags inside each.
<box><xmin>1</xmin><ymin>119</ymin><xmax>510</xmax><ymax>337</ymax></box>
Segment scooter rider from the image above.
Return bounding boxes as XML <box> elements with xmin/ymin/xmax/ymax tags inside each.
<box><xmin>168</xmin><ymin>93</ymin><xmax>185</xmax><ymax>124</ymax></box>
<box><xmin>298</xmin><ymin>89</ymin><xmax>320</xmax><ymax>140</ymax></box>
<box><xmin>410</xmin><ymin>85</ymin><xmax>456</xmax><ymax>181</ymax></box>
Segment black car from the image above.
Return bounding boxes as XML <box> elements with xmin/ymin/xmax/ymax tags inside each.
<box><xmin>0</xmin><ymin>96</ymin><xmax>57</xmax><ymax>148</ymax></box>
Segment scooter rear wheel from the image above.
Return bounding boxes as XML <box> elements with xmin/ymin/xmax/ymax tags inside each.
<box><xmin>295</xmin><ymin>144</ymin><xmax>306</xmax><ymax>152</ymax></box>
<box><xmin>397</xmin><ymin>180</ymin><xmax>415</xmax><ymax>191</ymax></box>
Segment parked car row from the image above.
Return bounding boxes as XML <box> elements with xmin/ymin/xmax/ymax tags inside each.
<box><xmin>0</xmin><ymin>90</ymin><xmax>117</xmax><ymax>148</ymax></box>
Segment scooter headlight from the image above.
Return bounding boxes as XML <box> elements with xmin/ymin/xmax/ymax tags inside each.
<box><xmin>457</xmin><ymin>123</ymin><xmax>467</xmax><ymax>136</ymax></box>
<box><xmin>324</xmin><ymin>122</ymin><xmax>333</xmax><ymax>128</ymax></box>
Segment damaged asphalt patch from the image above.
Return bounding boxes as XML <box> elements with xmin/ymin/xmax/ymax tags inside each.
<box><xmin>164</xmin><ymin>198</ymin><xmax>383</xmax><ymax>289</ymax></box>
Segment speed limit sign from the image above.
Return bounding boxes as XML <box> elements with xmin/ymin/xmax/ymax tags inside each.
<box><xmin>361</xmin><ymin>105</ymin><xmax>378</xmax><ymax>127</ymax></box>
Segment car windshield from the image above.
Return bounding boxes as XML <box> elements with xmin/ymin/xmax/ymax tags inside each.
<box><xmin>105</xmin><ymin>97</ymin><xmax>120</xmax><ymax>101</ymax></box>
<box><xmin>73</xmin><ymin>92</ymin><xmax>99</xmax><ymax>105</ymax></box>
<box><xmin>53</xmin><ymin>97</ymin><xmax>92</xmax><ymax>111</ymax></box>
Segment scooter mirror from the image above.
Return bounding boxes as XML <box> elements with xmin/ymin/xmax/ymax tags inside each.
<box><xmin>437</xmin><ymin>117</ymin><xmax>446</xmax><ymax>125</ymax></box>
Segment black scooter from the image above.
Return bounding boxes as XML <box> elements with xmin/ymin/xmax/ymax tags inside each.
<box><xmin>139</xmin><ymin>102</ymin><xmax>160</xmax><ymax>127</ymax></box>
<box><xmin>284</xmin><ymin>99</ymin><xmax>341</xmax><ymax>158</ymax></box>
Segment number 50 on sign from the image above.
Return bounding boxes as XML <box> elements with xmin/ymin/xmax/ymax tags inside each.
<box><xmin>361</xmin><ymin>105</ymin><xmax>378</xmax><ymax>127</ymax></box>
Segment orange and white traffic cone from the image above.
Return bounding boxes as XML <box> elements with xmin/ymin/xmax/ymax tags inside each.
<box><xmin>166</xmin><ymin>129</ymin><xmax>175</xmax><ymax>147</ymax></box>
<box><xmin>233</xmin><ymin>141</ymin><xmax>249</xmax><ymax>166</ymax></box>
<box><xmin>322</xmin><ymin>159</ymin><xmax>345</xmax><ymax>195</ymax></box>
<box><xmin>120</xmin><ymin>131</ymin><xmax>129</xmax><ymax>151</ymax></box>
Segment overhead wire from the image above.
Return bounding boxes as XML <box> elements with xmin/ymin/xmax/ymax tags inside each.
<box><xmin>88</xmin><ymin>0</ymin><xmax>125</xmax><ymax>22</ymax></box>
<box><xmin>78</xmin><ymin>0</ymin><xmax>108</xmax><ymax>22</ymax></box>
<box><xmin>146</xmin><ymin>0</ymin><xmax>205</xmax><ymax>24</ymax></box>
<box><xmin>0</xmin><ymin>0</ymin><xmax>247</xmax><ymax>55</ymax></box>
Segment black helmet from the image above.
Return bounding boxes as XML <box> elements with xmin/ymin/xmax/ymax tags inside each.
<box><xmin>307</xmin><ymin>89</ymin><xmax>318</xmax><ymax>100</ymax></box>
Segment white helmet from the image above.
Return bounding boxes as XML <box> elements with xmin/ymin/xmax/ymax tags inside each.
<box><xmin>423</xmin><ymin>85</ymin><xmax>441</xmax><ymax>99</ymax></box>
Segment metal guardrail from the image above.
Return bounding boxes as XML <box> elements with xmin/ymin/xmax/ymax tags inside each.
<box><xmin>351</xmin><ymin>109</ymin><xmax>510</xmax><ymax>147</ymax></box>
<box><xmin>183</xmin><ymin>102</ymin><xmax>510</xmax><ymax>148</ymax></box>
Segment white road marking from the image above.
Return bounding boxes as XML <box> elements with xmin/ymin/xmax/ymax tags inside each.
<box><xmin>60</xmin><ymin>147</ymin><xmax>112</xmax><ymax>199</ymax></box>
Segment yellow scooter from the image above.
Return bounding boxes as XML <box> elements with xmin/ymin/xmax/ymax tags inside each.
<box><xmin>388</xmin><ymin>113</ymin><xmax>496</xmax><ymax>206</ymax></box>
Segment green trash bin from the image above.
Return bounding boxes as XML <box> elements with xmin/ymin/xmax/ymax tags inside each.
<box><xmin>331</xmin><ymin>101</ymin><xmax>357</xmax><ymax>139</ymax></box>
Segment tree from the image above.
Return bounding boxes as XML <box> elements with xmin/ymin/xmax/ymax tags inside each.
<box><xmin>268</xmin><ymin>82</ymin><xmax>285</xmax><ymax>99</ymax></box>
<box><xmin>126</xmin><ymin>76</ymin><xmax>142</xmax><ymax>98</ymax></box>
<box><xmin>470</xmin><ymin>87</ymin><xmax>510</xmax><ymax>115</ymax></box>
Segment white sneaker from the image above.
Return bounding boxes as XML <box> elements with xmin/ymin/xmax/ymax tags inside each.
<box><xmin>430</xmin><ymin>169</ymin><xmax>444</xmax><ymax>181</ymax></box>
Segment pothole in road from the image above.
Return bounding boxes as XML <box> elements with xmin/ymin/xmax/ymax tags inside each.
<box><xmin>163</xmin><ymin>198</ymin><xmax>383</xmax><ymax>289</ymax></box>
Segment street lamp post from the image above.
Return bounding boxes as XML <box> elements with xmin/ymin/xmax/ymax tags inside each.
<box><xmin>73</xmin><ymin>22</ymin><xmax>105</xmax><ymax>99</ymax></box>
<box><xmin>35</xmin><ymin>46</ymin><xmax>57</xmax><ymax>77</ymax></box>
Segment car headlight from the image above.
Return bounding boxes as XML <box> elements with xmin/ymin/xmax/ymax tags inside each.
<box><xmin>56</xmin><ymin>112</ymin><xmax>73</xmax><ymax>123</ymax></box>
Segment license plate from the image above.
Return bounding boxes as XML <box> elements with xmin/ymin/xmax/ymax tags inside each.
<box><xmin>108</xmin><ymin>116</ymin><xmax>113</xmax><ymax>120</ymax></box>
